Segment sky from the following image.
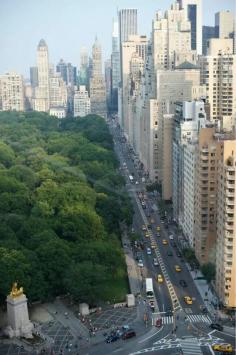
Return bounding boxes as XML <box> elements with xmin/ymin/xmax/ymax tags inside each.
<box><xmin>0</xmin><ymin>0</ymin><xmax>235</xmax><ymax>78</ymax></box>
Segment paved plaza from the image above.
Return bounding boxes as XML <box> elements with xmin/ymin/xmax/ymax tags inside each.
<box><xmin>87</xmin><ymin>306</ymin><xmax>137</xmax><ymax>330</ymax></box>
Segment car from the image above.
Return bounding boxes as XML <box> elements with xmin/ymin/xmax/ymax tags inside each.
<box><xmin>150</xmin><ymin>218</ymin><xmax>155</xmax><ymax>224</ymax></box>
<box><xmin>147</xmin><ymin>224</ymin><xmax>152</xmax><ymax>229</ymax></box>
<box><xmin>156</xmin><ymin>226</ymin><xmax>160</xmax><ymax>231</ymax></box>
<box><xmin>212</xmin><ymin>343</ymin><xmax>233</xmax><ymax>352</ymax></box>
<box><xmin>149</xmin><ymin>300</ymin><xmax>155</xmax><ymax>312</ymax></box>
<box><xmin>138</xmin><ymin>259</ymin><xmax>144</xmax><ymax>267</ymax></box>
<box><xmin>179</xmin><ymin>280</ymin><xmax>187</xmax><ymax>287</ymax></box>
<box><xmin>157</xmin><ymin>274</ymin><xmax>164</xmax><ymax>283</ymax></box>
<box><xmin>151</xmin><ymin>243</ymin><xmax>156</xmax><ymax>249</ymax></box>
<box><xmin>142</xmin><ymin>225</ymin><xmax>147</xmax><ymax>231</ymax></box>
<box><xmin>153</xmin><ymin>258</ymin><xmax>159</xmax><ymax>266</ymax></box>
<box><xmin>162</xmin><ymin>239</ymin><xmax>168</xmax><ymax>245</ymax></box>
<box><xmin>167</xmin><ymin>251</ymin><xmax>173</xmax><ymax>256</ymax></box>
<box><xmin>156</xmin><ymin>233</ymin><xmax>160</xmax><ymax>237</ymax></box>
<box><xmin>146</xmin><ymin>247</ymin><xmax>151</xmax><ymax>255</ymax></box>
<box><xmin>122</xmin><ymin>330</ymin><xmax>136</xmax><ymax>340</ymax></box>
<box><xmin>184</xmin><ymin>296</ymin><xmax>193</xmax><ymax>305</ymax></box>
<box><xmin>145</xmin><ymin>232</ymin><xmax>150</xmax><ymax>238</ymax></box>
<box><xmin>175</xmin><ymin>265</ymin><xmax>182</xmax><ymax>272</ymax></box>
<box><xmin>201</xmin><ymin>306</ymin><xmax>208</xmax><ymax>314</ymax></box>
<box><xmin>210</xmin><ymin>323</ymin><xmax>224</xmax><ymax>331</ymax></box>
<box><xmin>106</xmin><ymin>334</ymin><xmax>119</xmax><ymax>343</ymax></box>
<box><xmin>169</xmin><ymin>235</ymin><xmax>174</xmax><ymax>240</ymax></box>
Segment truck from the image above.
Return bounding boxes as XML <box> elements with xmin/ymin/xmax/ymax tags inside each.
<box><xmin>145</xmin><ymin>278</ymin><xmax>154</xmax><ymax>298</ymax></box>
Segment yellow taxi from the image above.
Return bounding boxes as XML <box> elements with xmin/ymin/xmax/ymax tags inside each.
<box><xmin>156</xmin><ymin>226</ymin><xmax>160</xmax><ymax>231</ymax></box>
<box><xmin>162</xmin><ymin>239</ymin><xmax>168</xmax><ymax>245</ymax></box>
<box><xmin>142</xmin><ymin>224</ymin><xmax>147</xmax><ymax>231</ymax></box>
<box><xmin>151</xmin><ymin>243</ymin><xmax>156</xmax><ymax>249</ymax></box>
<box><xmin>150</xmin><ymin>218</ymin><xmax>155</xmax><ymax>224</ymax></box>
<box><xmin>184</xmin><ymin>296</ymin><xmax>193</xmax><ymax>305</ymax></box>
<box><xmin>145</xmin><ymin>232</ymin><xmax>150</xmax><ymax>238</ymax></box>
<box><xmin>175</xmin><ymin>265</ymin><xmax>182</xmax><ymax>272</ymax></box>
<box><xmin>157</xmin><ymin>274</ymin><xmax>164</xmax><ymax>283</ymax></box>
<box><xmin>212</xmin><ymin>344</ymin><xmax>233</xmax><ymax>353</ymax></box>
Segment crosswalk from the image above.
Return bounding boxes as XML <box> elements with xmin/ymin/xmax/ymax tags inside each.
<box><xmin>153</xmin><ymin>314</ymin><xmax>211</xmax><ymax>325</ymax></box>
<box><xmin>179</xmin><ymin>337</ymin><xmax>203</xmax><ymax>354</ymax></box>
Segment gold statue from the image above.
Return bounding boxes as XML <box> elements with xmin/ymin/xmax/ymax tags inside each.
<box><xmin>10</xmin><ymin>282</ymin><xmax>24</xmax><ymax>298</ymax></box>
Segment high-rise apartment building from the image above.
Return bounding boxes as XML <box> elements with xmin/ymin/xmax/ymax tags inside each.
<box><xmin>215</xmin><ymin>11</ymin><xmax>234</xmax><ymax>39</ymax></box>
<box><xmin>0</xmin><ymin>72</ymin><xmax>24</xmax><ymax>111</ymax></box>
<box><xmin>33</xmin><ymin>39</ymin><xmax>50</xmax><ymax>112</ymax></box>
<box><xmin>200</xmin><ymin>38</ymin><xmax>236</xmax><ymax>130</ymax></box>
<box><xmin>74</xmin><ymin>85</ymin><xmax>91</xmax><ymax>117</ymax></box>
<box><xmin>89</xmin><ymin>38</ymin><xmax>107</xmax><ymax>118</ymax></box>
<box><xmin>121</xmin><ymin>35</ymin><xmax>148</xmax><ymax>133</ymax></box>
<box><xmin>172</xmin><ymin>101</ymin><xmax>207</xmax><ymax>245</ymax></box>
<box><xmin>216</xmin><ymin>139</ymin><xmax>236</xmax><ymax>308</ymax></box>
<box><xmin>152</xmin><ymin>3</ymin><xmax>194</xmax><ymax>74</ymax></box>
<box><xmin>178</xmin><ymin>0</ymin><xmax>202</xmax><ymax>55</ymax></box>
<box><xmin>49</xmin><ymin>72</ymin><xmax>67</xmax><ymax>109</ymax></box>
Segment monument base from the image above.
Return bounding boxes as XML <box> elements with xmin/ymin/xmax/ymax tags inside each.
<box><xmin>6</xmin><ymin>293</ymin><xmax>34</xmax><ymax>339</ymax></box>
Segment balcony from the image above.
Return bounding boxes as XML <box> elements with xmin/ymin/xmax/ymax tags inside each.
<box><xmin>225</xmin><ymin>223</ymin><xmax>234</xmax><ymax>231</ymax></box>
<box><xmin>226</xmin><ymin>190</ymin><xmax>235</xmax><ymax>198</ymax></box>
<box><xmin>225</xmin><ymin>216</ymin><xmax>234</xmax><ymax>223</ymax></box>
<box><xmin>226</xmin><ymin>207</ymin><xmax>234</xmax><ymax>214</ymax></box>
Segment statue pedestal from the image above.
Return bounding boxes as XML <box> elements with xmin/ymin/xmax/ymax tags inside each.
<box><xmin>5</xmin><ymin>294</ymin><xmax>33</xmax><ymax>338</ymax></box>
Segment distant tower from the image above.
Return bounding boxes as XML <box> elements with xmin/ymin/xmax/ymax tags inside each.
<box><xmin>79</xmin><ymin>47</ymin><xmax>89</xmax><ymax>88</ymax></box>
<box><xmin>177</xmin><ymin>0</ymin><xmax>202</xmax><ymax>55</ymax></box>
<box><xmin>33</xmin><ymin>39</ymin><xmax>50</xmax><ymax>112</ymax></box>
<box><xmin>89</xmin><ymin>37</ymin><xmax>107</xmax><ymax>118</ymax></box>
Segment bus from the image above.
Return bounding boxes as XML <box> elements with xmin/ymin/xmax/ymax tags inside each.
<box><xmin>145</xmin><ymin>278</ymin><xmax>154</xmax><ymax>298</ymax></box>
<box><xmin>129</xmin><ymin>175</ymin><xmax>134</xmax><ymax>183</ymax></box>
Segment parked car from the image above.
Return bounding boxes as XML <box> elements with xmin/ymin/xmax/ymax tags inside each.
<box><xmin>169</xmin><ymin>235</ymin><xmax>174</xmax><ymax>240</ymax></box>
<box><xmin>146</xmin><ymin>247</ymin><xmax>151</xmax><ymax>255</ymax></box>
<box><xmin>210</xmin><ymin>323</ymin><xmax>224</xmax><ymax>331</ymax></box>
<box><xmin>122</xmin><ymin>330</ymin><xmax>136</xmax><ymax>340</ymax></box>
<box><xmin>167</xmin><ymin>251</ymin><xmax>173</xmax><ymax>256</ymax></box>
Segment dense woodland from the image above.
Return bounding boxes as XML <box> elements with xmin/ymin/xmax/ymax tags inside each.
<box><xmin>0</xmin><ymin>112</ymin><xmax>133</xmax><ymax>305</ymax></box>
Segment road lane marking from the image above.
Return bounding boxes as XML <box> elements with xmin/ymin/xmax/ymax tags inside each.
<box><xmin>138</xmin><ymin>327</ymin><xmax>164</xmax><ymax>343</ymax></box>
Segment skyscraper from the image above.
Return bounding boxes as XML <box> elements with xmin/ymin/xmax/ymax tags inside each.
<box><xmin>56</xmin><ymin>59</ymin><xmax>77</xmax><ymax>86</ymax></box>
<box><xmin>118</xmin><ymin>8</ymin><xmax>138</xmax><ymax>76</ymax></box>
<box><xmin>89</xmin><ymin>38</ymin><xmax>107</xmax><ymax>118</ymax></box>
<box><xmin>178</xmin><ymin>0</ymin><xmax>202</xmax><ymax>55</ymax></box>
<box><xmin>118</xmin><ymin>9</ymin><xmax>137</xmax><ymax>44</ymax></box>
<box><xmin>30</xmin><ymin>67</ymin><xmax>38</xmax><ymax>88</ymax></box>
<box><xmin>79</xmin><ymin>47</ymin><xmax>89</xmax><ymax>88</ymax></box>
<box><xmin>33</xmin><ymin>39</ymin><xmax>50</xmax><ymax>112</ymax></box>
<box><xmin>215</xmin><ymin>11</ymin><xmax>234</xmax><ymax>39</ymax></box>
<box><xmin>111</xmin><ymin>19</ymin><xmax>120</xmax><ymax>111</ymax></box>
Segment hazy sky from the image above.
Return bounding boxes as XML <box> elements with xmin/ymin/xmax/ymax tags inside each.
<box><xmin>0</xmin><ymin>0</ymin><xmax>235</xmax><ymax>77</ymax></box>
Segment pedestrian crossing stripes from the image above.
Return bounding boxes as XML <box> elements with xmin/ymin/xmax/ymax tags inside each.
<box><xmin>179</xmin><ymin>337</ymin><xmax>203</xmax><ymax>355</ymax></box>
<box><xmin>152</xmin><ymin>314</ymin><xmax>211</xmax><ymax>325</ymax></box>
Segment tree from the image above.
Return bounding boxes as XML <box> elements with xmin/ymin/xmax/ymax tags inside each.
<box><xmin>201</xmin><ymin>263</ymin><xmax>216</xmax><ymax>283</ymax></box>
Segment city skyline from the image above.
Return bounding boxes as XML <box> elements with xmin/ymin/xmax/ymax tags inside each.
<box><xmin>0</xmin><ymin>0</ymin><xmax>235</xmax><ymax>77</ymax></box>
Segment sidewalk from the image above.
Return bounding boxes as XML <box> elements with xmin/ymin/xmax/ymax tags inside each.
<box><xmin>122</xmin><ymin>229</ymin><xmax>142</xmax><ymax>296</ymax></box>
<box><xmin>186</xmin><ymin>265</ymin><xmax>235</xmax><ymax>328</ymax></box>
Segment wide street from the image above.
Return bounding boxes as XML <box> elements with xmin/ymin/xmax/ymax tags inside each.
<box><xmin>93</xmin><ymin>116</ymin><xmax>236</xmax><ymax>355</ymax></box>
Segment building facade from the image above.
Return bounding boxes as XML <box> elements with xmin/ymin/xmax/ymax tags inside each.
<box><xmin>74</xmin><ymin>85</ymin><xmax>91</xmax><ymax>117</ymax></box>
<box><xmin>0</xmin><ymin>72</ymin><xmax>24</xmax><ymax>111</ymax></box>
